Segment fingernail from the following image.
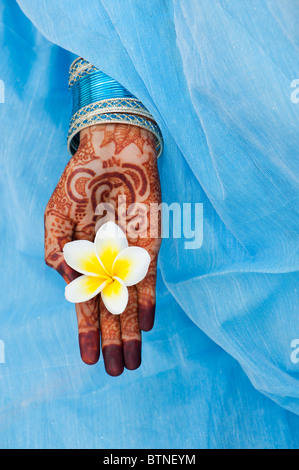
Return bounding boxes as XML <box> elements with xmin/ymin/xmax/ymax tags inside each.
<box><xmin>123</xmin><ymin>340</ymin><xmax>141</xmax><ymax>370</ymax></box>
<box><xmin>102</xmin><ymin>344</ymin><xmax>124</xmax><ymax>376</ymax></box>
<box><xmin>139</xmin><ymin>302</ymin><xmax>155</xmax><ymax>331</ymax></box>
<box><xmin>79</xmin><ymin>330</ymin><xmax>100</xmax><ymax>365</ymax></box>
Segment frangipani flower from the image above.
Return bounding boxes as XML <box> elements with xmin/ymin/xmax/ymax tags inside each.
<box><xmin>63</xmin><ymin>221</ymin><xmax>151</xmax><ymax>315</ymax></box>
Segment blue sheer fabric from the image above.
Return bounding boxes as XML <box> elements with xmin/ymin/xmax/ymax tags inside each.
<box><xmin>0</xmin><ymin>0</ymin><xmax>298</xmax><ymax>448</ymax></box>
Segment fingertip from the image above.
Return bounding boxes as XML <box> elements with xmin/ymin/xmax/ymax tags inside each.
<box><xmin>123</xmin><ymin>339</ymin><xmax>141</xmax><ymax>370</ymax></box>
<box><xmin>138</xmin><ymin>301</ymin><xmax>156</xmax><ymax>332</ymax></box>
<box><xmin>79</xmin><ymin>330</ymin><xmax>100</xmax><ymax>365</ymax></box>
<box><xmin>102</xmin><ymin>344</ymin><xmax>124</xmax><ymax>376</ymax></box>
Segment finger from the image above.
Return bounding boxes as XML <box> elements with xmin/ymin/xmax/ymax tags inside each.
<box><xmin>45</xmin><ymin>172</ymin><xmax>101</xmax><ymax>366</ymax></box>
<box><xmin>75</xmin><ymin>298</ymin><xmax>100</xmax><ymax>365</ymax></box>
<box><xmin>120</xmin><ymin>286</ymin><xmax>141</xmax><ymax>371</ymax></box>
<box><xmin>72</xmin><ymin>229</ymin><xmax>100</xmax><ymax>365</ymax></box>
<box><xmin>136</xmin><ymin>258</ymin><xmax>157</xmax><ymax>331</ymax></box>
<box><xmin>100</xmin><ymin>298</ymin><xmax>124</xmax><ymax>376</ymax></box>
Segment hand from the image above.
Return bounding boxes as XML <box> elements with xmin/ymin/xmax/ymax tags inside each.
<box><xmin>44</xmin><ymin>123</ymin><xmax>162</xmax><ymax>376</ymax></box>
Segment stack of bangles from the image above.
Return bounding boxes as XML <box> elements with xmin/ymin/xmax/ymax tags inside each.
<box><xmin>67</xmin><ymin>57</ymin><xmax>164</xmax><ymax>158</ymax></box>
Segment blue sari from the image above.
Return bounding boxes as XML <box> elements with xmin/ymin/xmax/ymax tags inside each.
<box><xmin>0</xmin><ymin>0</ymin><xmax>298</xmax><ymax>448</ymax></box>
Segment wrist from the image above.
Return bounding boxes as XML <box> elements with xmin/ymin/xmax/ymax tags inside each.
<box><xmin>79</xmin><ymin>124</ymin><xmax>157</xmax><ymax>164</ymax></box>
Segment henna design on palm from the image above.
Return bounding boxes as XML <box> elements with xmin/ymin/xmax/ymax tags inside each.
<box><xmin>44</xmin><ymin>123</ymin><xmax>162</xmax><ymax>375</ymax></box>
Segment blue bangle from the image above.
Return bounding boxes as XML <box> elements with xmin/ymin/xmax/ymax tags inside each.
<box><xmin>67</xmin><ymin>57</ymin><xmax>163</xmax><ymax>158</ymax></box>
<box><xmin>70</xmin><ymin>70</ymin><xmax>135</xmax><ymax>115</ymax></box>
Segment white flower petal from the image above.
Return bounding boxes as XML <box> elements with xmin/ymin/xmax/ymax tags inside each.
<box><xmin>95</xmin><ymin>221</ymin><xmax>128</xmax><ymax>274</ymax></box>
<box><xmin>112</xmin><ymin>246</ymin><xmax>151</xmax><ymax>286</ymax></box>
<box><xmin>65</xmin><ymin>275</ymin><xmax>108</xmax><ymax>303</ymax></box>
<box><xmin>101</xmin><ymin>277</ymin><xmax>129</xmax><ymax>315</ymax></box>
<box><xmin>63</xmin><ymin>240</ymin><xmax>107</xmax><ymax>277</ymax></box>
